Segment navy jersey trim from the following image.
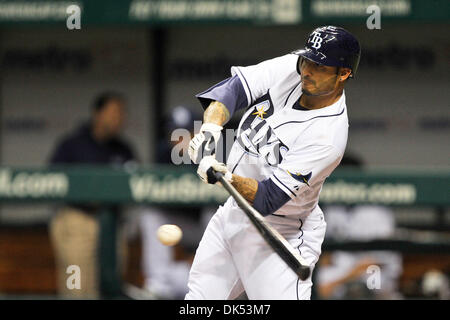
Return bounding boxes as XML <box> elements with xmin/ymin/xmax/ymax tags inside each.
<box><xmin>274</xmin><ymin>107</ymin><xmax>345</xmax><ymax>130</ymax></box>
<box><xmin>234</xmin><ymin>67</ymin><xmax>253</xmax><ymax>105</ymax></box>
<box><xmin>231</xmin><ymin>151</ymin><xmax>246</xmax><ymax>174</ymax></box>
<box><xmin>273</xmin><ymin>174</ymin><xmax>296</xmax><ymax>198</ymax></box>
<box><xmin>295</xmin><ymin>55</ymin><xmax>301</xmax><ymax>76</ymax></box>
<box><xmin>292</xmin><ymin>95</ymin><xmax>313</xmax><ymax>111</ymax></box>
<box><xmin>283</xmin><ymin>82</ymin><xmax>301</xmax><ymax>108</ymax></box>
<box><xmin>296</xmin><ymin>218</ymin><xmax>304</xmax><ymax>300</ymax></box>
<box><xmin>195</xmin><ymin>77</ymin><xmax>231</xmax><ymax>109</ymax></box>
<box><xmin>253</xmin><ymin>179</ymin><xmax>291</xmax><ymax>217</ymax></box>
<box><xmin>292</xmin><ymin>104</ymin><xmax>311</xmax><ymax>111</ymax></box>
<box><xmin>196</xmin><ymin>75</ymin><xmax>248</xmax><ymax>117</ymax></box>
<box><xmin>271</xmin><ymin>213</ymin><xmax>286</xmax><ymax>217</ymax></box>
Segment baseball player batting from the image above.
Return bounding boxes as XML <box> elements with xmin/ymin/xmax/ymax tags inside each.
<box><xmin>186</xmin><ymin>26</ymin><xmax>361</xmax><ymax>300</ymax></box>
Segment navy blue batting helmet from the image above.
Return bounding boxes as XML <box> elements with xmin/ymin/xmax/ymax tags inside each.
<box><xmin>293</xmin><ymin>26</ymin><xmax>361</xmax><ymax>78</ymax></box>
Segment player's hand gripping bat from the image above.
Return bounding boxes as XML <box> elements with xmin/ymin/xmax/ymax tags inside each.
<box><xmin>212</xmin><ymin>170</ymin><xmax>311</xmax><ymax>281</ymax></box>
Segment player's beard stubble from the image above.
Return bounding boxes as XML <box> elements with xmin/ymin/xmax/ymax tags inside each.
<box><xmin>301</xmin><ymin>74</ymin><xmax>340</xmax><ymax>97</ymax></box>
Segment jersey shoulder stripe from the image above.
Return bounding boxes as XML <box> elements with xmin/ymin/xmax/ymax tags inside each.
<box><xmin>233</xmin><ymin>67</ymin><xmax>253</xmax><ymax>105</ymax></box>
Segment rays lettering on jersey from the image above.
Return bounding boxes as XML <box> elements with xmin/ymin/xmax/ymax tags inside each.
<box><xmin>236</xmin><ymin>119</ymin><xmax>288</xmax><ymax>167</ymax></box>
<box><xmin>236</xmin><ymin>93</ymin><xmax>288</xmax><ymax>166</ymax></box>
<box><xmin>239</xmin><ymin>93</ymin><xmax>274</xmax><ymax>133</ymax></box>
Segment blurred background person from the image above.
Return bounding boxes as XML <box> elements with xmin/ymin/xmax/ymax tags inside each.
<box><xmin>48</xmin><ymin>91</ymin><xmax>137</xmax><ymax>299</ymax></box>
<box><xmin>316</xmin><ymin>153</ymin><xmax>403</xmax><ymax>299</ymax></box>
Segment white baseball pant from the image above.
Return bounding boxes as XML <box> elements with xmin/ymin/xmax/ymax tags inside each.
<box><xmin>185</xmin><ymin>197</ymin><xmax>327</xmax><ymax>300</ymax></box>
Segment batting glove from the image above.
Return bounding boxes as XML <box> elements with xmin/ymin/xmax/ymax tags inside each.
<box><xmin>188</xmin><ymin>123</ymin><xmax>223</xmax><ymax>164</ymax></box>
<box><xmin>197</xmin><ymin>155</ymin><xmax>233</xmax><ymax>185</ymax></box>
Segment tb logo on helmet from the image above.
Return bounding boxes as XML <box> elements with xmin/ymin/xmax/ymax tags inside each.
<box><xmin>309</xmin><ymin>31</ymin><xmax>323</xmax><ymax>49</ymax></box>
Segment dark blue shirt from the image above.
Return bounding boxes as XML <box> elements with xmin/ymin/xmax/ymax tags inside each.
<box><xmin>49</xmin><ymin>122</ymin><xmax>136</xmax><ymax>165</ymax></box>
<box><xmin>49</xmin><ymin>122</ymin><xmax>137</xmax><ymax>213</ymax></box>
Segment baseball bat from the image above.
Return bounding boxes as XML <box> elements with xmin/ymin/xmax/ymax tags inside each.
<box><xmin>213</xmin><ymin>171</ymin><xmax>311</xmax><ymax>281</ymax></box>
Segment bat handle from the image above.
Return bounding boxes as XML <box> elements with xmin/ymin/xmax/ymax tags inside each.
<box><xmin>211</xmin><ymin>169</ymin><xmax>224</xmax><ymax>183</ymax></box>
<box><xmin>212</xmin><ymin>168</ymin><xmax>312</xmax><ymax>281</ymax></box>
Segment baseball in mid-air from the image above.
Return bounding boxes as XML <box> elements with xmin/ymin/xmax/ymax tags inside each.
<box><xmin>156</xmin><ymin>224</ymin><xmax>183</xmax><ymax>246</ymax></box>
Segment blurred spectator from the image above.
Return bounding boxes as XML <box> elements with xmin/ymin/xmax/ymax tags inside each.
<box><xmin>48</xmin><ymin>91</ymin><xmax>137</xmax><ymax>299</ymax></box>
<box><xmin>138</xmin><ymin>105</ymin><xmax>214</xmax><ymax>299</ymax></box>
<box><xmin>317</xmin><ymin>153</ymin><xmax>403</xmax><ymax>300</ymax></box>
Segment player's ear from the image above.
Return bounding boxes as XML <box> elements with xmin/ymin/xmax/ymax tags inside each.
<box><xmin>339</xmin><ymin>68</ymin><xmax>351</xmax><ymax>82</ymax></box>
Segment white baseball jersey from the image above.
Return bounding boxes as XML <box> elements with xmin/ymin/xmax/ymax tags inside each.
<box><xmin>186</xmin><ymin>53</ymin><xmax>349</xmax><ymax>300</ymax></box>
<box><xmin>229</xmin><ymin>53</ymin><xmax>348</xmax><ymax>220</ymax></box>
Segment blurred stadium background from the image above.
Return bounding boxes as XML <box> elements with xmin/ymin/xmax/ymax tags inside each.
<box><xmin>0</xmin><ymin>0</ymin><xmax>449</xmax><ymax>300</ymax></box>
